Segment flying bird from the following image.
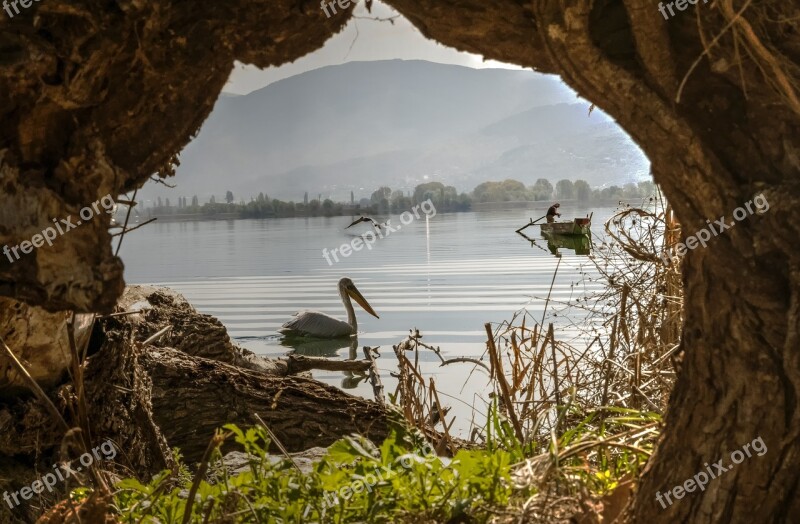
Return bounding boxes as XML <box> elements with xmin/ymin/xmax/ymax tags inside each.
<box><xmin>279</xmin><ymin>277</ymin><xmax>379</xmax><ymax>338</ymax></box>
<box><xmin>345</xmin><ymin>216</ymin><xmax>384</xmax><ymax>231</ymax></box>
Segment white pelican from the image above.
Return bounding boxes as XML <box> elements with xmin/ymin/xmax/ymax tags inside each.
<box><xmin>279</xmin><ymin>278</ymin><xmax>379</xmax><ymax>338</ymax></box>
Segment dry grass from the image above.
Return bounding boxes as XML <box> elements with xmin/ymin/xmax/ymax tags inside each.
<box><xmin>387</xmin><ymin>190</ymin><xmax>684</xmax><ymax>521</ymax></box>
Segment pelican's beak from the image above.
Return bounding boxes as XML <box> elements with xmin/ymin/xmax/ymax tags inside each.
<box><xmin>348</xmin><ymin>286</ymin><xmax>379</xmax><ymax>318</ymax></box>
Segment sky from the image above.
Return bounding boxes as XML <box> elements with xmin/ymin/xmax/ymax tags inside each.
<box><xmin>223</xmin><ymin>0</ymin><xmax>542</xmax><ymax>95</ymax></box>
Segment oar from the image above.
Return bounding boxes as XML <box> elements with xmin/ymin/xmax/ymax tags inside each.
<box><xmin>515</xmin><ymin>214</ymin><xmax>547</xmax><ymax>234</ymax></box>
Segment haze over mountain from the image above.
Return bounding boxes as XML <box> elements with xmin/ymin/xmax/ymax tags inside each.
<box><xmin>142</xmin><ymin>60</ymin><xmax>650</xmax><ymax>204</ymax></box>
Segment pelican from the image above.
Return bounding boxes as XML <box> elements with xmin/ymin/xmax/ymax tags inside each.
<box><xmin>345</xmin><ymin>216</ymin><xmax>384</xmax><ymax>231</ymax></box>
<box><xmin>279</xmin><ymin>278</ymin><xmax>379</xmax><ymax>338</ymax></box>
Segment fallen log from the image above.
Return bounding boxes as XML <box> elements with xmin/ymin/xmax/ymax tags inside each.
<box><xmin>141</xmin><ymin>347</ymin><xmax>389</xmax><ymax>461</ymax></box>
<box><xmin>104</xmin><ymin>286</ymin><xmax>392</xmax><ymax>461</ymax></box>
<box><xmin>279</xmin><ymin>354</ymin><xmax>371</xmax><ymax>374</ymax></box>
<box><xmin>116</xmin><ymin>285</ymin><xmax>281</xmax><ymax>373</ymax></box>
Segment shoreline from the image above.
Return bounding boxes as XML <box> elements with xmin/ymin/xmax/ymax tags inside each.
<box><xmin>135</xmin><ymin>199</ymin><xmax>626</xmax><ymax>224</ymax></box>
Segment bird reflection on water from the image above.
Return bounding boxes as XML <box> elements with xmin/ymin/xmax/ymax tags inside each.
<box><xmin>280</xmin><ymin>336</ymin><xmax>367</xmax><ymax>389</ymax></box>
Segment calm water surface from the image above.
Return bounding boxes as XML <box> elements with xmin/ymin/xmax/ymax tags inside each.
<box><xmin>120</xmin><ymin>207</ymin><xmax>614</xmax><ymax>435</ymax></box>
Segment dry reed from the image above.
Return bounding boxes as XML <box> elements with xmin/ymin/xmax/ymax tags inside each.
<box><xmin>388</xmin><ymin>190</ymin><xmax>684</xmax><ymax>519</ymax></box>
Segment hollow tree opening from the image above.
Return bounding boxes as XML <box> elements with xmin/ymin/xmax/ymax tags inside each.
<box><xmin>1</xmin><ymin>0</ymin><xmax>798</xmax><ymax>522</ymax></box>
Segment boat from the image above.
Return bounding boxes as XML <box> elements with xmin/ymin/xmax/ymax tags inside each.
<box><xmin>539</xmin><ymin>216</ymin><xmax>592</xmax><ymax>236</ymax></box>
<box><xmin>516</xmin><ymin>213</ymin><xmax>593</xmax><ymax>256</ymax></box>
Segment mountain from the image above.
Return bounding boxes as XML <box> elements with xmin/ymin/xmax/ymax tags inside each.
<box><xmin>142</xmin><ymin>60</ymin><xmax>649</xmax><ymax>203</ymax></box>
<box><xmin>466</xmin><ymin>104</ymin><xmax>649</xmax><ymax>188</ymax></box>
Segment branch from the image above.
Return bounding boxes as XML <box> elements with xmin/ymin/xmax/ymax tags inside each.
<box><xmin>282</xmin><ymin>355</ymin><xmax>371</xmax><ymax>374</ymax></box>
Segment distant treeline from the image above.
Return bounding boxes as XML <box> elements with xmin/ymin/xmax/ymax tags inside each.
<box><xmin>145</xmin><ymin>179</ymin><xmax>655</xmax><ymax>219</ymax></box>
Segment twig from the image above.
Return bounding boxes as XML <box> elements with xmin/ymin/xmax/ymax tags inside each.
<box><xmin>485</xmin><ymin>323</ymin><xmax>524</xmax><ymax>443</ymax></box>
<box><xmin>540</xmin><ymin>257</ymin><xmax>561</xmax><ymax>328</ymax></box>
<box><xmin>676</xmin><ymin>0</ymin><xmax>754</xmax><ymax>104</ymax></box>
<box><xmin>429</xmin><ymin>378</ymin><xmax>455</xmax><ymax>455</ymax></box>
<box><xmin>182</xmin><ymin>430</ymin><xmax>229</xmax><ymax>524</ymax></box>
<box><xmin>253</xmin><ymin>413</ymin><xmax>303</xmax><ymax>473</ymax></box>
<box><xmin>110</xmin><ymin>217</ymin><xmax>157</xmax><ymax>237</ymax></box>
<box><xmin>439</xmin><ymin>357</ymin><xmax>491</xmax><ymax>373</ymax></box>
<box><xmin>66</xmin><ymin>314</ymin><xmax>93</xmax><ymax>445</ymax></box>
<box><xmin>0</xmin><ymin>335</ymin><xmax>69</xmax><ymax>433</ymax></box>
<box><xmin>353</xmin><ymin>14</ymin><xmax>400</xmax><ymax>23</ymax></box>
<box><xmin>115</xmin><ymin>188</ymin><xmax>137</xmax><ymax>256</ymax></box>
<box><xmin>97</xmin><ymin>310</ymin><xmax>148</xmax><ymax>320</ymax></box>
<box><xmin>141</xmin><ymin>325</ymin><xmax>172</xmax><ymax>347</ymax></box>
<box><xmin>345</xmin><ymin>20</ymin><xmax>359</xmax><ymax>59</ymax></box>
<box><xmin>633</xmin><ymin>385</ymin><xmax>661</xmax><ymax>411</ymax></box>
<box><xmin>548</xmin><ymin>324</ymin><xmax>562</xmax><ymax>428</ymax></box>
<box><xmin>363</xmin><ymin>347</ymin><xmax>385</xmax><ymax>406</ymax></box>
<box><xmin>150</xmin><ymin>176</ymin><xmax>176</xmax><ymax>188</ymax></box>
<box><xmin>66</xmin><ymin>313</ymin><xmax>112</xmax><ymax>492</ymax></box>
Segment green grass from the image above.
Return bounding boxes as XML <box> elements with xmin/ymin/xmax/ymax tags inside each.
<box><xmin>107</xmin><ymin>403</ymin><xmax>658</xmax><ymax>523</ymax></box>
<box><xmin>112</xmin><ymin>423</ymin><xmax>517</xmax><ymax>523</ymax></box>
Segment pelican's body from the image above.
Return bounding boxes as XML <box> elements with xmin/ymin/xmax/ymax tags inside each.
<box><xmin>279</xmin><ymin>278</ymin><xmax>379</xmax><ymax>338</ymax></box>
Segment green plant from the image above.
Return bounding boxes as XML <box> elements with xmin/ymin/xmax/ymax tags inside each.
<box><xmin>113</xmin><ymin>423</ymin><xmax>520</xmax><ymax>523</ymax></box>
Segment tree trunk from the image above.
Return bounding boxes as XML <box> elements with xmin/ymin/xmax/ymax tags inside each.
<box><xmin>1</xmin><ymin>0</ymin><xmax>799</xmax><ymax>521</ymax></box>
<box><xmin>0</xmin><ymin>301</ymin><xmax>93</xmax><ymax>391</ymax></box>
<box><xmin>0</xmin><ymin>320</ymin><xmax>173</xmax><ymax>524</ymax></box>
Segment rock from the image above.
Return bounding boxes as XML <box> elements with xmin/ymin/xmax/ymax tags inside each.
<box><xmin>219</xmin><ymin>447</ymin><xmax>328</xmax><ymax>477</ymax></box>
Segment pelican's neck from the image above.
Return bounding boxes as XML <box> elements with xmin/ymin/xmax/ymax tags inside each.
<box><xmin>341</xmin><ymin>287</ymin><xmax>357</xmax><ymax>332</ymax></box>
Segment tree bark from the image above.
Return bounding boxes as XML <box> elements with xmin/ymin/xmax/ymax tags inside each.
<box><xmin>523</xmin><ymin>2</ymin><xmax>799</xmax><ymax>521</ymax></box>
<box><xmin>142</xmin><ymin>347</ymin><xmax>389</xmax><ymax>462</ymax></box>
<box><xmin>0</xmin><ymin>323</ymin><xmax>172</xmax><ymax>524</ymax></box>
<box><xmin>1</xmin><ymin>0</ymin><xmax>799</xmax><ymax>521</ymax></box>
<box><xmin>0</xmin><ymin>301</ymin><xmax>93</xmax><ymax>391</ymax></box>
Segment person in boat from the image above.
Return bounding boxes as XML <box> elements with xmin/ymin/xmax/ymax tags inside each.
<box><xmin>546</xmin><ymin>203</ymin><xmax>561</xmax><ymax>223</ymax></box>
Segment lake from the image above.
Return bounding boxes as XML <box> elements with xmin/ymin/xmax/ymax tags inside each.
<box><xmin>119</xmin><ymin>206</ymin><xmax>615</xmax><ymax>436</ymax></box>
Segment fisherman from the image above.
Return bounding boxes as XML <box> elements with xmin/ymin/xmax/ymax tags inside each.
<box><xmin>546</xmin><ymin>203</ymin><xmax>561</xmax><ymax>223</ymax></box>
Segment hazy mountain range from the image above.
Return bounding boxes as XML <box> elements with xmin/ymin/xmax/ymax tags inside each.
<box><xmin>140</xmin><ymin>60</ymin><xmax>649</xmax><ymax>204</ymax></box>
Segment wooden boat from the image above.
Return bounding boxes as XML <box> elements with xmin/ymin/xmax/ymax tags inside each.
<box><xmin>539</xmin><ymin>217</ymin><xmax>591</xmax><ymax>236</ymax></box>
